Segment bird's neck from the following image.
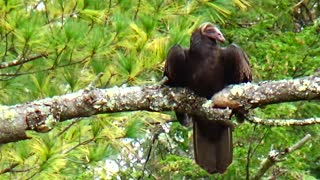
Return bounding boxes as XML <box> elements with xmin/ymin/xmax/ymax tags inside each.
<box><xmin>190</xmin><ymin>40</ymin><xmax>219</xmax><ymax>57</ymax></box>
<box><xmin>190</xmin><ymin>32</ymin><xmax>218</xmax><ymax>53</ymax></box>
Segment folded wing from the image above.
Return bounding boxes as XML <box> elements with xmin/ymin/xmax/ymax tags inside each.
<box><xmin>222</xmin><ymin>44</ymin><xmax>252</xmax><ymax>84</ymax></box>
<box><xmin>164</xmin><ymin>45</ymin><xmax>190</xmax><ymax>87</ymax></box>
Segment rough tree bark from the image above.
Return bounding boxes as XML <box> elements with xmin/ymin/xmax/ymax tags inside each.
<box><xmin>0</xmin><ymin>74</ymin><xmax>320</xmax><ymax>144</ymax></box>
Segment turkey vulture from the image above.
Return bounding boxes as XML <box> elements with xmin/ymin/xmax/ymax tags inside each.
<box><xmin>164</xmin><ymin>22</ymin><xmax>252</xmax><ymax>174</ymax></box>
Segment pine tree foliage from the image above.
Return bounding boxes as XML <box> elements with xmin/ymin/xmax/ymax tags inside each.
<box><xmin>0</xmin><ymin>0</ymin><xmax>319</xmax><ymax>179</ymax></box>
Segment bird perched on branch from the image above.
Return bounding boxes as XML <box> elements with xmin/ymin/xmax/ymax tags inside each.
<box><xmin>164</xmin><ymin>22</ymin><xmax>252</xmax><ymax>174</ymax></box>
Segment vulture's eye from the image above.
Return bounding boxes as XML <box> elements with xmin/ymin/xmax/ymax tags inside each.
<box><xmin>206</xmin><ymin>28</ymin><xmax>215</xmax><ymax>33</ymax></box>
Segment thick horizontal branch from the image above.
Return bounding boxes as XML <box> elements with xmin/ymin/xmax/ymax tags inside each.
<box><xmin>0</xmin><ymin>86</ymin><xmax>231</xmax><ymax>144</ymax></box>
<box><xmin>212</xmin><ymin>74</ymin><xmax>320</xmax><ymax>109</ymax></box>
<box><xmin>0</xmin><ymin>75</ymin><xmax>320</xmax><ymax>144</ymax></box>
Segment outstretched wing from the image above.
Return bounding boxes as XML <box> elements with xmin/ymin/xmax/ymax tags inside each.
<box><xmin>164</xmin><ymin>45</ymin><xmax>190</xmax><ymax>86</ymax></box>
<box><xmin>164</xmin><ymin>45</ymin><xmax>191</xmax><ymax>126</ymax></box>
<box><xmin>222</xmin><ymin>44</ymin><xmax>252</xmax><ymax>84</ymax></box>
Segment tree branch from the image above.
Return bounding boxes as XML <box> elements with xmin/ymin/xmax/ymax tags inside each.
<box><xmin>0</xmin><ymin>163</ymin><xmax>19</xmax><ymax>174</ymax></box>
<box><xmin>0</xmin><ymin>75</ymin><xmax>320</xmax><ymax>144</ymax></box>
<box><xmin>247</xmin><ymin>116</ymin><xmax>320</xmax><ymax>126</ymax></box>
<box><xmin>252</xmin><ymin>134</ymin><xmax>312</xmax><ymax>180</ymax></box>
<box><xmin>0</xmin><ymin>53</ymin><xmax>48</xmax><ymax>69</ymax></box>
<box><xmin>211</xmin><ymin>74</ymin><xmax>320</xmax><ymax>109</ymax></box>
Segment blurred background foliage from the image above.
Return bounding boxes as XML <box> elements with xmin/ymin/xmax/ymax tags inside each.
<box><xmin>0</xmin><ymin>0</ymin><xmax>320</xmax><ymax>179</ymax></box>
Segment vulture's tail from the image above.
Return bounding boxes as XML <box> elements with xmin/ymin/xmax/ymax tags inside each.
<box><xmin>193</xmin><ymin>116</ymin><xmax>233</xmax><ymax>174</ymax></box>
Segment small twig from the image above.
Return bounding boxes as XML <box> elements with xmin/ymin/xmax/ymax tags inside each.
<box><xmin>247</xmin><ymin>117</ymin><xmax>320</xmax><ymax>126</ymax></box>
<box><xmin>138</xmin><ymin>128</ymin><xmax>161</xmax><ymax>180</ymax></box>
<box><xmin>287</xmin><ymin>134</ymin><xmax>312</xmax><ymax>152</ymax></box>
<box><xmin>252</xmin><ymin>134</ymin><xmax>312</xmax><ymax>180</ymax></box>
<box><xmin>10</xmin><ymin>166</ymin><xmax>36</xmax><ymax>173</ymax></box>
<box><xmin>56</xmin><ymin>118</ymin><xmax>80</xmax><ymax>137</ymax></box>
<box><xmin>245</xmin><ymin>124</ymin><xmax>257</xmax><ymax>180</ymax></box>
<box><xmin>0</xmin><ymin>163</ymin><xmax>19</xmax><ymax>174</ymax></box>
<box><xmin>158</xmin><ymin>76</ymin><xmax>168</xmax><ymax>86</ymax></box>
<box><xmin>293</xmin><ymin>0</ymin><xmax>305</xmax><ymax>8</ymax></box>
<box><xmin>246</xmin><ymin>127</ymin><xmax>270</xmax><ymax>180</ymax></box>
<box><xmin>268</xmin><ymin>167</ymin><xmax>288</xmax><ymax>180</ymax></box>
<box><xmin>26</xmin><ymin>169</ymin><xmax>40</xmax><ymax>180</ymax></box>
<box><xmin>0</xmin><ymin>55</ymin><xmax>91</xmax><ymax>78</ymax></box>
<box><xmin>87</xmin><ymin>72</ymin><xmax>104</xmax><ymax>89</ymax></box>
<box><xmin>250</xmin><ymin>128</ymin><xmax>270</xmax><ymax>159</ymax></box>
<box><xmin>103</xmin><ymin>72</ymin><xmax>116</xmax><ymax>88</ymax></box>
<box><xmin>134</xmin><ymin>0</ymin><xmax>141</xmax><ymax>20</ymax></box>
<box><xmin>246</xmin><ymin>141</ymin><xmax>253</xmax><ymax>180</ymax></box>
<box><xmin>64</xmin><ymin>138</ymin><xmax>95</xmax><ymax>154</ymax></box>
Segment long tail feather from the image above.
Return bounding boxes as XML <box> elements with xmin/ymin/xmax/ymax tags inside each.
<box><xmin>193</xmin><ymin>116</ymin><xmax>233</xmax><ymax>174</ymax></box>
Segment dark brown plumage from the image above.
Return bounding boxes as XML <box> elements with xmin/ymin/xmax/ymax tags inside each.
<box><xmin>164</xmin><ymin>22</ymin><xmax>252</xmax><ymax>174</ymax></box>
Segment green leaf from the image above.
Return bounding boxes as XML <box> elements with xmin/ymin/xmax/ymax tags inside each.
<box><xmin>125</xmin><ymin>118</ymin><xmax>145</xmax><ymax>139</ymax></box>
<box><xmin>88</xmin><ymin>143</ymin><xmax>118</xmax><ymax>162</ymax></box>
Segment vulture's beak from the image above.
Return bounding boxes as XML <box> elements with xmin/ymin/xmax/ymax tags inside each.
<box><xmin>215</xmin><ymin>28</ymin><xmax>225</xmax><ymax>43</ymax></box>
<box><xmin>217</xmin><ymin>34</ymin><xmax>225</xmax><ymax>43</ymax></box>
<box><xmin>213</xmin><ymin>27</ymin><xmax>225</xmax><ymax>43</ymax></box>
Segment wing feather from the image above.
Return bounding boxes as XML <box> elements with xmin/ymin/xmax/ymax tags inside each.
<box><xmin>164</xmin><ymin>45</ymin><xmax>192</xmax><ymax>126</ymax></box>
<box><xmin>222</xmin><ymin>44</ymin><xmax>252</xmax><ymax>84</ymax></box>
<box><xmin>164</xmin><ymin>45</ymin><xmax>190</xmax><ymax>86</ymax></box>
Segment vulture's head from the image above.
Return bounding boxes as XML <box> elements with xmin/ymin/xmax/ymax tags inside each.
<box><xmin>199</xmin><ymin>22</ymin><xmax>225</xmax><ymax>43</ymax></box>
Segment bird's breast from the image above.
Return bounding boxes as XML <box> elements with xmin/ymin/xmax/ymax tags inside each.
<box><xmin>188</xmin><ymin>56</ymin><xmax>226</xmax><ymax>98</ymax></box>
